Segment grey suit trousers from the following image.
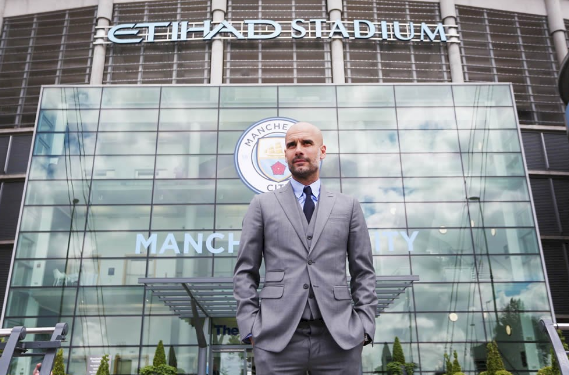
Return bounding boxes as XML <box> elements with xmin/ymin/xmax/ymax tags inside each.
<box><xmin>253</xmin><ymin>320</ymin><xmax>363</xmax><ymax>375</ymax></box>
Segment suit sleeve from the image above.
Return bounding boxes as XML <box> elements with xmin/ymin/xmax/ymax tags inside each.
<box><xmin>233</xmin><ymin>195</ymin><xmax>264</xmax><ymax>341</ymax></box>
<box><xmin>347</xmin><ymin>197</ymin><xmax>377</xmax><ymax>342</ymax></box>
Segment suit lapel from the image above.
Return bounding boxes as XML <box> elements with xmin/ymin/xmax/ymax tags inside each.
<box><xmin>275</xmin><ymin>183</ymin><xmax>309</xmax><ymax>251</ymax></box>
<box><xmin>310</xmin><ymin>186</ymin><xmax>336</xmax><ymax>253</ymax></box>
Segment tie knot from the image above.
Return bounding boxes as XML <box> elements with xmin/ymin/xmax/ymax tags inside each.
<box><xmin>303</xmin><ymin>186</ymin><xmax>312</xmax><ymax>197</ymax></box>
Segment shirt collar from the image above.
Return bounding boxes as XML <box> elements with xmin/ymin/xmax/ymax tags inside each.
<box><xmin>290</xmin><ymin>178</ymin><xmax>321</xmax><ymax>200</ymax></box>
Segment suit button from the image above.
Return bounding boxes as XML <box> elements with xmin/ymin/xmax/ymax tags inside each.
<box><xmin>307</xmin><ymin>236</ymin><xmax>312</xmax><ymax>240</ymax></box>
<box><xmin>307</xmin><ymin>260</ymin><xmax>313</xmax><ymax>265</ymax></box>
<box><xmin>303</xmin><ymin>284</ymin><xmax>309</xmax><ymax>289</ymax></box>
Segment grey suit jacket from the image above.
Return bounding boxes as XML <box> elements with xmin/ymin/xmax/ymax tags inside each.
<box><xmin>233</xmin><ymin>182</ymin><xmax>377</xmax><ymax>353</ymax></box>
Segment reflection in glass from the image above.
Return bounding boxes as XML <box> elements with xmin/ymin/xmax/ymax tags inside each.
<box><xmin>220</xmin><ymin>86</ymin><xmax>277</xmax><ymax>107</ymax></box>
<box><xmin>279</xmin><ymin>86</ymin><xmax>336</xmax><ymax>107</ymax></box>
<box><xmin>161</xmin><ymin>86</ymin><xmax>219</xmax><ymax>107</ymax></box>
<box><xmin>218</xmin><ymin>132</ymin><xmax>241</xmax><ymax>154</ymax></box>
<box><xmin>6</xmin><ymin>288</ymin><xmax>77</xmax><ymax>316</ymax></box>
<box><xmin>69</xmin><ymin>347</ymin><xmax>141</xmax><ymax>375</ymax></box>
<box><xmin>337</xmin><ymin>85</ymin><xmax>395</xmax><ymax>107</ymax></box>
<box><xmin>477</xmin><ymin>255</ymin><xmax>544</xmax><ymax>282</ymax></box>
<box><xmin>409</xmin><ymin>228</ymin><xmax>474</xmax><ymax>255</ymax></box>
<box><xmin>142</xmin><ymin>315</ymin><xmax>199</xmax><ymax>345</ymax></box>
<box><xmin>216</xmin><ymin>205</ymin><xmax>249</xmax><ymax>229</ymax></box>
<box><xmin>219</xmin><ymin>109</ymin><xmax>279</xmax><ymax>130</ymax></box>
<box><xmin>38</xmin><ymin>110</ymin><xmax>99</xmax><ymax>132</ymax></box>
<box><xmin>154</xmin><ymin>180</ymin><xmax>215</xmax><ymax>204</ymax></box>
<box><xmin>342</xmin><ymin>178</ymin><xmax>403</xmax><ymax>202</ymax></box>
<box><xmin>42</xmin><ymin>87</ymin><xmax>102</xmax><ymax>109</ymax></box>
<box><xmin>465</xmin><ymin>177</ymin><xmax>529</xmax><ymax>201</ymax></box>
<box><xmin>339</xmin><ymin>131</ymin><xmax>398</xmax><ymax>153</ymax></box>
<box><xmin>452</xmin><ymin>85</ymin><xmax>513</xmax><ymax>106</ymax></box>
<box><xmin>479</xmin><ymin>282</ymin><xmax>550</xmax><ymax>311</ymax></box>
<box><xmin>96</xmin><ymin>132</ymin><xmax>157</xmax><ymax>155</ymax></box>
<box><xmin>397</xmin><ymin>108</ymin><xmax>456</xmax><ymax>129</ymax></box>
<box><xmin>458</xmin><ymin>130</ymin><xmax>521</xmax><ymax>153</ymax></box>
<box><xmin>338</xmin><ymin>108</ymin><xmax>396</xmax><ymax>129</ymax></box>
<box><xmin>90</xmin><ymin>180</ymin><xmax>153</xmax><ymax>204</ymax></box>
<box><xmin>88</xmin><ymin>206</ymin><xmax>151</xmax><ymax>230</ymax></box>
<box><xmin>155</xmin><ymin>155</ymin><xmax>216</xmax><ymax>178</ymax></box>
<box><xmin>401</xmin><ymin>153</ymin><xmax>463</xmax><ymax>177</ymax></box>
<box><xmin>462</xmin><ymin>153</ymin><xmax>525</xmax><ymax>176</ymax></box>
<box><xmin>455</xmin><ymin>107</ymin><xmax>516</xmax><ymax>129</ymax></box>
<box><xmin>29</xmin><ymin>156</ymin><xmax>93</xmax><ymax>180</ymax></box>
<box><xmin>370</xmin><ymin>229</ymin><xmax>416</xmax><ymax>254</ymax></box>
<box><xmin>76</xmin><ymin>287</ymin><xmax>144</xmax><ymax>315</ymax></box>
<box><xmin>160</xmin><ymin>109</ymin><xmax>218</xmax><ymax>130</ymax></box>
<box><xmin>20</xmin><ymin>206</ymin><xmax>87</xmax><ymax>231</ymax></box>
<box><xmin>140</xmin><ymin>346</ymin><xmax>199</xmax><ymax>374</ymax></box>
<box><xmin>419</xmin><ymin>343</ymin><xmax>482</xmax><ymax>372</ymax></box>
<box><xmin>149</xmin><ymin>258</ymin><xmax>213</xmax><ymax>278</ymax></box>
<box><xmin>34</xmin><ymin>132</ymin><xmax>97</xmax><ymax>155</ymax></box>
<box><xmin>373</xmin><ymin>256</ymin><xmax>410</xmax><ymax>275</ymax></box>
<box><xmin>395</xmin><ymin>86</ymin><xmax>453</xmax><ymax>106</ymax></box>
<box><xmin>217</xmin><ymin>180</ymin><xmax>256</xmax><ymax>204</ymax></box>
<box><xmin>93</xmin><ymin>156</ymin><xmax>155</xmax><ymax>179</ymax></box>
<box><xmin>411</xmin><ymin>255</ymin><xmax>476</xmax><ymax>282</ymax></box>
<box><xmin>83</xmin><ymin>231</ymin><xmax>152</xmax><ymax>258</ymax></box>
<box><xmin>341</xmin><ymin>154</ymin><xmax>401</xmax><ymax>177</ymax></box>
<box><xmin>373</xmin><ymin>313</ymin><xmax>417</xmax><ymax>342</ymax></box>
<box><xmin>72</xmin><ymin>316</ymin><xmax>142</xmax><ymax>346</ymax></box>
<box><xmin>413</xmin><ymin>283</ymin><xmax>481</xmax><ymax>311</ymax></box>
<box><xmin>415</xmin><ymin>312</ymin><xmax>485</xmax><ymax>342</ymax></box>
<box><xmin>26</xmin><ymin>180</ymin><xmax>90</xmax><ymax>205</ymax></box>
<box><xmin>16</xmin><ymin>232</ymin><xmax>85</xmax><ymax>259</ymax></box>
<box><xmin>152</xmin><ymin>205</ymin><xmax>214</xmax><ymax>230</ymax></box>
<box><xmin>472</xmin><ymin>228</ymin><xmax>539</xmax><ymax>254</ymax></box>
<box><xmin>406</xmin><ymin>202</ymin><xmax>470</xmax><ymax>228</ymax></box>
<box><xmin>12</xmin><ymin>259</ymin><xmax>80</xmax><ymax>287</ymax></box>
<box><xmin>363</xmin><ymin>203</ymin><xmax>406</xmax><ymax>229</ymax></box>
<box><xmin>469</xmin><ymin>201</ymin><xmax>534</xmax><ymax>227</ymax></box>
<box><xmin>404</xmin><ymin>178</ymin><xmax>466</xmax><ymax>202</ymax></box>
<box><xmin>399</xmin><ymin>130</ymin><xmax>460</xmax><ymax>152</ymax></box>
<box><xmin>157</xmin><ymin>132</ymin><xmax>217</xmax><ymax>154</ymax></box>
<box><xmin>101</xmin><ymin>87</ymin><xmax>160</xmax><ymax>108</ymax></box>
<box><xmin>362</xmin><ymin>342</ymin><xmax>419</xmax><ymax>374</ymax></box>
<box><xmin>99</xmin><ymin>109</ymin><xmax>159</xmax><ymax>131</ymax></box>
<box><xmin>320</xmin><ymin>154</ymin><xmax>340</xmax><ymax>177</ymax></box>
<box><xmin>217</xmin><ymin>155</ymin><xmax>239</xmax><ymax>178</ymax></box>
<box><xmin>279</xmin><ymin>108</ymin><xmax>337</xmax><ymax>129</ymax></box>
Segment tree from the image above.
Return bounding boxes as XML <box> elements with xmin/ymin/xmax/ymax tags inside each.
<box><xmin>393</xmin><ymin>337</ymin><xmax>406</xmax><ymax>364</ymax></box>
<box><xmin>486</xmin><ymin>341</ymin><xmax>505</xmax><ymax>375</ymax></box>
<box><xmin>96</xmin><ymin>354</ymin><xmax>110</xmax><ymax>375</ymax></box>
<box><xmin>444</xmin><ymin>353</ymin><xmax>453</xmax><ymax>375</ymax></box>
<box><xmin>538</xmin><ymin>329</ymin><xmax>569</xmax><ymax>375</ymax></box>
<box><xmin>52</xmin><ymin>349</ymin><xmax>68</xmax><ymax>375</ymax></box>
<box><xmin>168</xmin><ymin>346</ymin><xmax>177</xmax><ymax>369</ymax></box>
<box><xmin>453</xmin><ymin>351</ymin><xmax>462</xmax><ymax>374</ymax></box>
<box><xmin>154</xmin><ymin>340</ymin><xmax>167</xmax><ymax>367</ymax></box>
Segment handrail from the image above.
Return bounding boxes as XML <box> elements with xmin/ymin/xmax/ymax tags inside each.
<box><xmin>540</xmin><ymin>319</ymin><xmax>569</xmax><ymax>375</ymax></box>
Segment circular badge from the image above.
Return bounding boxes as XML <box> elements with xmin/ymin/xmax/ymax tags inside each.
<box><xmin>235</xmin><ymin>117</ymin><xmax>298</xmax><ymax>193</ymax></box>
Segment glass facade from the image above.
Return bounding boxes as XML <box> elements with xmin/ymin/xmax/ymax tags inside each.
<box><xmin>0</xmin><ymin>83</ymin><xmax>555</xmax><ymax>374</ymax></box>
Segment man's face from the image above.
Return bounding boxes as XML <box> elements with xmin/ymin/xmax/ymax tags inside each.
<box><xmin>284</xmin><ymin>123</ymin><xmax>326</xmax><ymax>182</ymax></box>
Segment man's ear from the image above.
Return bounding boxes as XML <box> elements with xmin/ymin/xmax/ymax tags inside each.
<box><xmin>320</xmin><ymin>145</ymin><xmax>327</xmax><ymax>160</ymax></box>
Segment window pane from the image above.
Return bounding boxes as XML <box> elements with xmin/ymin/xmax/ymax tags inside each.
<box><xmin>321</xmin><ymin>154</ymin><xmax>340</xmax><ymax>177</ymax></box>
<box><xmin>279</xmin><ymin>86</ymin><xmax>336</xmax><ymax>107</ymax></box>
<box><xmin>371</xmin><ymin>229</ymin><xmax>418</xmax><ymax>254</ymax></box>
<box><xmin>96</xmin><ymin>132</ymin><xmax>157</xmax><ymax>155</ymax></box>
<box><xmin>154</xmin><ymin>180</ymin><xmax>216</xmax><ymax>204</ymax></box>
<box><xmin>83</xmin><ymin>232</ymin><xmax>148</xmax><ymax>258</ymax></box>
<box><xmin>38</xmin><ymin>110</ymin><xmax>99</xmax><ymax>132</ymax></box>
<box><xmin>69</xmin><ymin>347</ymin><xmax>140</xmax><ymax>375</ymax></box>
<box><xmin>217</xmin><ymin>179</ymin><xmax>256</xmax><ymax>204</ymax></box>
<box><xmin>101</xmin><ymin>87</ymin><xmax>160</xmax><ymax>108</ymax></box>
<box><xmin>12</xmin><ymin>259</ymin><xmax>80</xmax><ymax>287</ymax></box>
<box><xmin>452</xmin><ymin>85</ymin><xmax>513</xmax><ymax>106</ymax></box>
<box><xmin>34</xmin><ymin>132</ymin><xmax>97</xmax><ymax>155</ymax></box>
<box><xmin>142</xmin><ymin>315</ymin><xmax>199</xmax><ymax>345</ymax></box>
<box><xmin>20</xmin><ymin>206</ymin><xmax>87</xmax><ymax>231</ymax></box>
<box><xmin>409</xmin><ymin>228</ymin><xmax>474</xmax><ymax>255</ymax></box>
<box><xmin>155</xmin><ymin>155</ymin><xmax>216</xmax><ymax>178</ymax></box>
<box><xmin>90</xmin><ymin>180</ymin><xmax>153</xmax><ymax>204</ymax></box>
<box><xmin>150</xmin><ymin>258</ymin><xmax>213</xmax><ymax>278</ymax></box>
<box><xmin>397</xmin><ymin>108</ymin><xmax>456</xmax><ymax>129</ymax></box>
<box><xmin>401</xmin><ymin>154</ymin><xmax>463</xmax><ymax>177</ymax></box>
<box><xmin>152</xmin><ymin>205</ymin><xmax>214</xmax><ymax>230</ymax></box>
<box><xmin>144</xmin><ymin>231</ymin><xmax>229</xmax><ymax>256</ymax></box>
<box><xmin>455</xmin><ymin>107</ymin><xmax>517</xmax><ymax>129</ymax></box>
<box><xmin>342</xmin><ymin>178</ymin><xmax>404</xmax><ymax>202</ymax></box>
<box><xmin>157</xmin><ymin>132</ymin><xmax>217</xmax><ymax>154</ymax></box>
<box><xmin>16</xmin><ymin>232</ymin><xmax>85</xmax><ymax>259</ymax></box>
<box><xmin>76</xmin><ymin>287</ymin><xmax>144</xmax><ymax>315</ymax></box>
<box><xmin>341</xmin><ymin>154</ymin><xmax>401</xmax><ymax>177</ymax></box>
<box><xmin>479</xmin><ymin>282</ymin><xmax>549</xmax><ymax>311</ymax></box>
<box><xmin>29</xmin><ymin>156</ymin><xmax>93</xmax><ymax>180</ymax></box>
<box><xmin>420</xmin><ymin>343</ymin><xmax>482</xmax><ymax>372</ymax></box>
<box><xmin>218</xmin><ymin>132</ymin><xmax>241</xmax><ymax>153</ymax></box>
<box><xmin>42</xmin><ymin>87</ymin><xmax>102</xmax><ymax>109</ymax></box>
<box><xmin>411</xmin><ymin>255</ymin><xmax>476</xmax><ymax>282</ymax></box>
<box><xmin>478</xmin><ymin>255</ymin><xmax>544</xmax><ymax>282</ymax></box>
<box><xmin>338</xmin><ymin>108</ymin><xmax>397</xmax><ymax>129</ymax></box>
<box><xmin>404</xmin><ymin>178</ymin><xmax>466</xmax><ymax>202</ymax></box>
<box><xmin>339</xmin><ymin>131</ymin><xmax>398</xmax><ymax>153</ymax></box>
<box><xmin>88</xmin><ymin>206</ymin><xmax>151</xmax><ymax>230</ymax></box>
<box><xmin>469</xmin><ymin>201</ymin><xmax>534</xmax><ymax>227</ymax></box>
<box><xmin>93</xmin><ymin>156</ymin><xmax>155</xmax><ymax>179</ymax></box>
<box><xmin>279</xmin><ymin>108</ymin><xmax>337</xmax><ymax>130</ymax></box>
<box><xmin>373</xmin><ymin>256</ymin><xmax>410</xmax><ymax>276</ymax></box>
<box><xmin>216</xmin><ymin>205</ymin><xmax>248</xmax><ymax>229</ymax></box>
<box><xmin>472</xmin><ymin>228</ymin><xmax>539</xmax><ymax>254</ymax></box>
<box><xmin>395</xmin><ymin>85</ymin><xmax>453</xmax><ymax>106</ymax></box>
<box><xmin>220</xmin><ymin>86</ymin><xmax>277</xmax><ymax>107</ymax></box>
<box><xmin>72</xmin><ymin>316</ymin><xmax>142</xmax><ymax>346</ymax></box>
<box><xmin>219</xmin><ymin>109</ymin><xmax>279</xmax><ymax>130</ymax></box>
<box><xmin>415</xmin><ymin>312</ymin><xmax>485</xmax><ymax>341</ymax></box>
<box><xmin>371</xmin><ymin>313</ymin><xmax>418</xmax><ymax>342</ymax></box>
<box><xmin>336</xmin><ymin>85</ymin><xmax>395</xmax><ymax>107</ymax></box>
<box><xmin>161</xmin><ymin>86</ymin><xmax>219</xmax><ymax>108</ymax></box>
<box><xmin>139</xmin><ymin>346</ymin><xmax>199</xmax><ymax>374</ymax></box>
<box><xmin>159</xmin><ymin>109</ymin><xmax>218</xmax><ymax>130</ymax></box>
<box><xmin>99</xmin><ymin>109</ymin><xmax>159</xmax><ymax>131</ymax></box>
<box><xmin>363</xmin><ymin>204</ymin><xmax>406</xmax><ymax>229</ymax></box>
<box><xmin>458</xmin><ymin>130</ymin><xmax>521</xmax><ymax>153</ymax></box>
<box><xmin>406</xmin><ymin>202</ymin><xmax>470</xmax><ymax>228</ymax></box>
<box><xmin>414</xmin><ymin>283</ymin><xmax>482</xmax><ymax>311</ymax></box>
<box><xmin>6</xmin><ymin>288</ymin><xmax>77</xmax><ymax>316</ymax></box>
<box><xmin>399</xmin><ymin>130</ymin><xmax>460</xmax><ymax>152</ymax></box>
<box><xmin>217</xmin><ymin>155</ymin><xmax>239</xmax><ymax>178</ymax></box>
<box><xmin>25</xmin><ymin>180</ymin><xmax>90</xmax><ymax>205</ymax></box>
<box><xmin>462</xmin><ymin>153</ymin><xmax>525</xmax><ymax>176</ymax></box>
<box><xmin>465</xmin><ymin>177</ymin><xmax>529</xmax><ymax>201</ymax></box>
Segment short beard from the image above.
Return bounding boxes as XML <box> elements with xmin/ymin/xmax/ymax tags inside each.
<box><xmin>289</xmin><ymin>160</ymin><xmax>319</xmax><ymax>180</ymax></box>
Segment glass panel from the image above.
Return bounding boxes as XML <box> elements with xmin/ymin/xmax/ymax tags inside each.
<box><xmin>38</xmin><ymin>110</ymin><xmax>99</xmax><ymax>132</ymax></box>
<box><xmin>101</xmin><ymin>87</ymin><xmax>160</xmax><ymax>108</ymax></box>
<box><xmin>6</xmin><ymin>288</ymin><xmax>77</xmax><ymax>316</ymax></box>
<box><xmin>99</xmin><ymin>109</ymin><xmax>159</xmax><ymax>131</ymax></box>
<box><xmin>157</xmin><ymin>132</ymin><xmax>217</xmax><ymax>154</ymax></box>
<box><xmin>88</xmin><ymin>206</ymin><xmax>151</xmax><ymax>230</ymax></box>
<box><xmin>455</xmin><ymin>107</ymin><xmax>517</xmax><ymax>129</ymax></box>
<box><xmin>218</xmin><ymin>132</ymin><xmax>241</xmax><ymax>153</ymax></box>
<box><xmin>397</xmin><ymin>108</ymin><xmax>456</xmax><ymax>129</ymax></box>
<box><xmin>145</xmin><ymin>231</ymin><xmax>232</xmax><ymax>256</ymax></box>
<box><xmin>211</xmin><ymin>318</ymin><xmax>245</xmax><ymax>345</ymax></box>
<box><xmin>404</xmin><ymin>178</ymin><xmax>466</xmax><ymax>202</ymax></box>
<box><xmin>34</xmin><ymin>132</ymin><xmax>97</xmax><ymax>155</ymax></box>
<box><xmin>472</xmin><ymin>228</ymin><xmax>539</xmax><ymax>254</ymax></box>
<box><xmin>93</xmin><ymin>156</ymin><xmax>155</xmax><ymax>179</ymax></box>
<box><xmin>394</xmin><ymin>85</ymin><xmax>453</xmax><ymax>106</ymax></box>
<box><xmin>363</xmin><ymin>203</ymin><xmax>406</xmax><ymax>229</ymax></box>
<box><xmin>322</xmin><ymin>130</ymin><xmax>339</xmax><ymax>153</ymax></box>
<box><xmin>416</xmin><ymin>312</ymin><xmax>486</xmax><ymax>341</ymax></box>
<box><xmin>278</xmin><ymin>86</ymin><xmax>336</xmax><ymax>107</ymax></box>
<box><xmin>477</xmin><ymin>255</ymin><xmax>544</xmax><ymax>282</ymax></box>
<box><xmin>458</xmin><ymin>130</ymin><xmax>521</xmax><ymax>153</ymax></box>
<box><xmin>406</xmin><ymin>202</ymin><xmax>470</xmax><ymax>228</ymax></box>
<box><xmin>373</xmin><ymin>313</ymin><xmax>418</xmax><ymax>342</ymax></box>
<box><xmin>362</xmin><ymin>343</ymin><xmax>419</xmax><ymax>374</ymax></box>
<box><xmin>320</xmin><ymin>154</ymin><xmax>340</xmax><ymax>177</ymax></box>
<box><xmin>217</xmin><ymin>155</ymin><xmax>239</xmax><ymax>178</ymax></box>
<box><xmin>154</xmin><ymin>180</ymin><xmax>215</xmax><ymax>204</ymax></box>
<box><xmin>3</xmin><ymin>316</ymin><xmax>73</xmax><ymax>344</ymax></box>
<box><xmin>83</xmin><ymin>232</ymin><xmax>149</xmax><ymax>258</ymax></box>
<box><xmin>159</xmin><ymin>109</ymin><xmax>218</xmax><ymax>130</ymax></box>
<box><xmin>340</xmin><ymin>154</ymin><xmax>401</xmax><ymax>177</ymax></box>
<box><xmin>76</xmin><ymin>287</ymin><xmax>144</xmax><ymax>315</ymax></box>
<box><xmin>220</xmin><ymin>86</ymin><xmax>277</xmax><ymax>107</ymax></box>
<box><xmin>413</xmin><ymin>283</ymin><xmax>482</xmax><ymax>311</ymax></box>
<box><xmin>399</xmin><ymin>130</ymin><xmax>460</xmax><ymax>152</ymax></box>
<box><xmin>479</xmin><ymin>282</ymin><xmax>550</xmax><ymax>312</ymax></box>
<box><xmin>20</xmin><ymin>206</ymin><xmax>87</xmax><ymax>231</ymax></box>
<box><xmin>25</xmin><ymin>180</ymin><xmax>90</xmax><ymax>205</ymax></box>
<box><xmin>462</xmin><ymin>153</ymin><xmax>525</xmax><ymax>176</ymax></box>
<box><xmin>371</xmin><ymin>229</ymin><xmax>416</xmax><ymax>254</ymax></box>
<box><xmin>140</xmin><ymin>346</ymin><xmax>199</xmax><ymax>374</ymax></box>
<box><xmin>278</xmin><ymin>108</ymin><xmax>337</xmax><ymax>130</ymax></box>
<box><xmin>155</xmin><ymin>155</ymin><xmax>216</xmax><ymax>178</ymax></box>
<box><xmin>213</xmin><ymin>257</ymin><xmax>238</xmax><ymax>277</ymax></box>
<box><xmin>469</xmin><ymin>201</ymin><xmax>534</xmax><ymax>227</ymax></box>
<box><xmin>373</xmin><ymin>256</ymin><xmax>410</xmax><ymax>275</ymax></box>
<box><xmin>152</xmin><ymin>205</ymin><xmax>215</xmax><ymax>230</ymax></box>
<box><xmin>12</xmin><ymin>259</ymin><xmax>80</xmax><ymax>287</ymax></box>
<box><xmin>90</xmin><ymin>180</ymin><xmax>153</xmax><ymax>204</ymax></box>
<box><xmin>336</xmin><ymin>85</ymin><xmax>395</xmax><ymax>107</ymax></box>
<box><xmin>69</xmin><ymin>347</ymin><xmax>141</xmax><ymax>375</ymax></box>
<box><xmin>409</xmin><ymin>228</ymin><xmax>474</xmax><ymax>255</ymax></box>
<box><xmin>149</xmin><ymin>258</ymin><xmax>213</xmax><ymax>277</ymax></box>
<box><xmin>161</xmin><ymin>86</ymin><xmax>219</xmax><ymax>107</ymax></box>
<box><xmin>465</xmin><ymin>177</ymin><xmax>529</xmax><ymax>201</ymax></box>
<box><xmin>452</xmin><ymin>85</ymin><xmax>513</xmax><ymax>106</ymax></box>
<box><xmin>41</xmin><ymin>87</ymin><xmax>102</xmax><ymax>109</ymax></box>
<box><xmin>337</xmin><ymin>108</ymin><xmax>397</xmax><ymax>129</ymax></box>
<box><xmin>217</xmin><ymin>179</ymin><xmax>256</xmax><ymax>204</ymax></box>
<box><xmin>342</xmin><ymin>178</ymin><xmax>404</xmax><ymax>202</ymax></box>
<box><xmin>219</xmin><ymin>109</ymin><xmax>279</xmax><ymax>130</ymax></box>
<box><xmin>215</xmin><ymin>205</ymin><xmax>249</xmax><ymax>229</ymax></box>
<box><xmin>382</xmin><ymin>288</ymin><xmax>414</xmax><ymax>312</ymax></box>
<box><xmin>29</xmin><ymin>156</ymin><xmax>94</xmax><ymax>180</ymax></box>
<box><xmin>143</xmin><ymin>316</ymin><xmax>199</xmax><ymax>346</ymax></box>
<box><xmin>401</xmin><ymin>154</ymin><xmax>463</xmax><ymax>177</ymax></box>
<box><xmin>419</xmin><ymin>343</ymin><xmax>483</xmax><ymax>371</ymax></box>
<box><xmin>80</xmin><ymin>258</ymin><xmax>143</xmax><ymax>286</ymax></box>
<box><xmin>72</xmin><ymin>316</ymin><xmax>142</xmax><ymax>346</ymax></box>
<box><xmin>211</xmin><ymin>350</ymin><xmax>246</xmax><ymax>375</ymax></box>
<box><xmin>490</xmin><ymin>312</ymin><xmax>551</xmax><ymax>343</ymax></box>
<box><xmin>339</xmin><ymin>131</ymin><xmax>399</xmax><ymax>153</ymax></box>
<box><xmin>95</xmin><ymin>132</ymin><xmax>157</xmax><ymax>155</ymax></box>
<box><xmin>16</xmin><ymin>232</ymin><xmax>85</xmax><ymax>259</ymax></box>
<box><xmin>411</xmin><ymin>255</ymin><xmax>476</xmax><ymax>282</ymax></box>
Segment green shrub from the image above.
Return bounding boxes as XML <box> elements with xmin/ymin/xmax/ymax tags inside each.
<box><xmin>139</xmin><ymin>364</ymin><xmax>177</xmax><ymax>375</ymax></box>
<box><xmin>52</xmin><ymin>349</ymin><xmax>68</xmax><ymax>375</ymax></box>
<box><xmin>480</xmin><ymin>371</ymin><xmax>487</xmax><ymax>375</ymax></box>
<box><xmin>454</xmin><ymin>372</ymin><xmax>466</xmax><ymax>375</ymax></box>
<box><xmin>387</xmin><ymin>362</ymin><xmax>403</xmax><ymax>375</ymax></box>
<box><xmin>486</xmin><ymin>341</ymin><xmax>505</xmax><ymax>375</ymax></box>
<box><xmin>444</xmin><ymin>353</ymin><xmax>453</xmax><ymax>375</ymax></box>
<box><xmin>495</xmin><ymin>370</ymin><xmax>513</xmax><ymax>375</ymax></box>
<box><xmin>96</xmin><ymin>355</ymin><xmax>110</xmax><ymax>375</ymax></box>
<box><xmin>404</xmin><ymin>362</ymin><xmax>417</xmax><ymax>375</ymax></box>
<box><xmin>453</xmin><ymin>351</ymin><xmax>462</xmax><ymax>374</ymax></box>
<box><xmin>153</xmin><ymin>340</ymin><xmax>167</xmax><ymax>367</ymax></box>
<box><xmin>168</xmin><ymin>346</ymin><xmax>177</xmax><ymax>369</ymax></box>
<box><xmin>537</xmin><ymin>366</ymin><xmax>554</xmax><ymax>375</ymax></box>
<box><xmin>393</xmin><ymin>337</ymin><xmax>406</xmax><ymax>364</ymax></box>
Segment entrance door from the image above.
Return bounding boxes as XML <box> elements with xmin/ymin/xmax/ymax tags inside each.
<box><xmin>210</xmin><ymin>347</ymin><xmax>255</xmax><ymax>375</ymax></box>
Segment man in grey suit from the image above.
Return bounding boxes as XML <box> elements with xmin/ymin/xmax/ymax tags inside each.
<box><xmin>233</xmin><ymin>122</ymin><xmax>377</xmax><ymax>374</ymax></box>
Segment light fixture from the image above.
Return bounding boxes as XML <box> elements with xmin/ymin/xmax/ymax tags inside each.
<box><xmin>506</xmin><ymin>324</ymin><xmax>512</xmax><ymax>336</ymax></box>
<box><xmin>439</xmin><ymin>226</ymin><xmax>447</xmax><ymax>234</ymax></box>
<box><xmin>491</xmin><ymin>228</ymin><xmax>497</xmax><ymax>236</ymax></box>
<box><xmin>449</xmin><ymin>313</ymin><xmax>458</xmax><ymax>322</ymax></box>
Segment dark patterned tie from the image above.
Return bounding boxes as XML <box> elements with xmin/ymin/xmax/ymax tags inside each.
<box><xmin>303</xmin><ymin>186</ymin><xmax>315</xmax><ymax>223</ymax></box>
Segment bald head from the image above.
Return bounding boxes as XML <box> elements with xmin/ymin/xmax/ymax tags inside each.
<box><xmin>284</xmin><ymin>121</ymin><xmax>326</xmax><ymax>185</ymax></box>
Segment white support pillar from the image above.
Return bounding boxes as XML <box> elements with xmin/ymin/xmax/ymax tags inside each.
<box><xmin>91</xmin><ymin>0</ymin><xmax>113</xmax><ymax>84</ymax></box>
<box><xmin>327</xmin><ymin>0</ymin><xmax>345</xmax><ymax>84</ymax></box>
<box><xmin>0</xmin><ymin>0</ymin><xmax>6</xmax><ymax>39</ymax></box>
<box><xmin>440</xmin><ymin>0</ymin><xmax>464</xmax><ymax>83</ymax></box>
<box><xmin>545</xmin><ymin>0</ymin><xmax>568</xmax><ymax>65</ymax></box>
<box><xmin>210</xmin><ymin>0</ymin><xmax>227</xmax><ymax>84</ymax></box>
